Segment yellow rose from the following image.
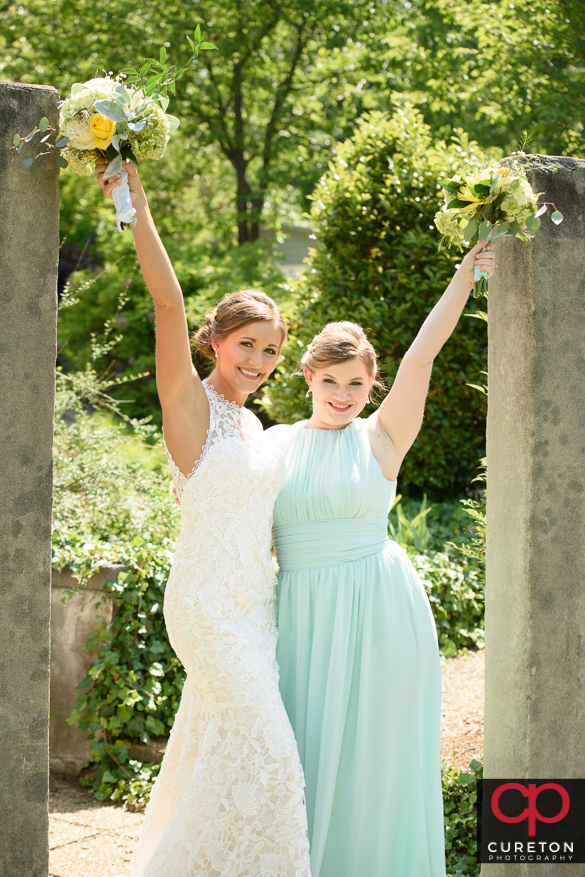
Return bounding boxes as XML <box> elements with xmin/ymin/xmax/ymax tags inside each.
<box><xmin>89</xmin><ymin>113</ymin><xmax>116</xmax><ymax>150</ymax></box>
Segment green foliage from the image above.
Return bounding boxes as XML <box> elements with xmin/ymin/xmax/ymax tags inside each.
<box><xmin>388</xmin><ymin>493</ymin><xmax>432</xmax><ymax>553</ymax></box>
<box><xmin>443</xmin><ymin>758</ymin><xmax>482</xmax><ymax>876</ymax></box>
<box><xmin>449</xmin><ymin>459</ymin><xmax>486</xmax><ymax>588</ymax></box>
<box><xmin>68</xmin><ymin>537</ymin><xmax>183</xmax><ymax>806</ymax></box>
<box><xmin>388</xmin><ymin>497</ymin><xmax>484</xmax><ymax>656</ymax></box>
<box><xmin>263</xmin><ymin>107</ymin><xmax>495</xmax><ymax>495</ymax></box>
<box><xmin>413</xmin><ymin>551</ymin><xmax>484</xmax><ymax>657</ymax></box>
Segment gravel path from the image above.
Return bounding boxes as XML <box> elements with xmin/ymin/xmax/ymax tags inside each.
<box><xmin>49</xmin><ymin>649</ymin><xmax>484</xmax><ymax>876</ymax></box>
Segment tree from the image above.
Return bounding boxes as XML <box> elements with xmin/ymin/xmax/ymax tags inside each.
<box><xmin>0</xmin><ymin>0</ymin><xmax>393</xmax><ymax>242</ymax></box>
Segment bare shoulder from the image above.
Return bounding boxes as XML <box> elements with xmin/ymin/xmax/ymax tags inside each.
<box><xmin>365</xmin><ymin>411</ymin><xmax>403</xmax><ymax>482</ymax></box>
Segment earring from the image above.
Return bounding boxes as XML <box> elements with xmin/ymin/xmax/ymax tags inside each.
<box><xmin>212</xmin><ymin>347</ymin><xmax>217</xmax><ymax>358</ymax></box>
<box><xmin>306</xmin><ymin>387</ymin><xmax>312</xmax><ymax>397</ymax></box>
<box><xmin>367</xmin><ymin>394</ymin><xmax>371</xmax><ymax>404</ymax></box>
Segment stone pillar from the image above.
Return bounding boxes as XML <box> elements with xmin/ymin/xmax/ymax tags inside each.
<box><xmin>484</xmin><ymin>156</ymin><xmax>585</xmax><ymax>875</ymax></box>
<box><xmin>0</xmin><ymin>82</ymin><xmax>60</xmax><ymax>877</ymax></box>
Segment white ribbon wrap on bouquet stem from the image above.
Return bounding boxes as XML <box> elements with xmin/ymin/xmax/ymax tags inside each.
<box><xmin>112</xmin><ymin>169</ymin><xmax>137</xmax><ymax>232</ymax></box>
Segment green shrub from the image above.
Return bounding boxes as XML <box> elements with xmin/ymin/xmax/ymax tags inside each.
<box><xmin>443</xmin><ymin>758</ymin><xmax>482</xmax><ymax>876</ymax></box>
<box><xmin>262</xmin><ymin>106</ymin><xmax>498</xmax><ymax>496</ymax></box>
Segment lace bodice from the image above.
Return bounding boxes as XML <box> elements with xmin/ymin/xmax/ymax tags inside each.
<box><xmin>133</xmin><ymin>381</ymin><xmax>310</xmax><ymax>877</ymax></box>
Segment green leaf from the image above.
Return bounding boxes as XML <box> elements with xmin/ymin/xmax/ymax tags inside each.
<box><xmin>94</xmin><ymin>100</ymin><xmax>127</xmax><ymax>123</ymax></box>
<box><xmin>478</xmin><ymin>219</ymin><xmax>492</xmax><ymax>240</ymax></box>
<box><xmin>447</xmin><ymin>198</ymin><xmax>472</xmax><ymax>210</ymax></box>
<box><xmin>55</xmin><ymin>136</ymin><xmax>70</xmax><ymax>148</ymax></box>
<box><xmin>39</xmin><ymin>117</ymin><xmax>49</xmax><ymax>132</ymax></box>
<box><xmin>22</xmin><ymin>158</ymin><xmax>34</xmax><ymax>167</ymax></box>
<box><xmin>159</xmin><ymin>46</ymin><xmax>166</xmax><ymax>63</ymax></box>
<box><xmin>462</xmin><ymin>219</ymin><xmax>478</xmax><ymax>241</ymax></box>
<box><xmin>200</xmin><ymin>42</ymin><xmax>217</xmax><ymax>50</ymax></box>
<box><xmin>186</xmin><ymin>35</ymin><xmax>195</xmax><ymax>52</ymax></box>
<box><xmin>56</xmin><ymin>155</ymin><xmax>68</xmax><ymax>169</ymax></box>
<box><xmin>120</xmin><ymin>67</ymin><xmax>137</xmax><ymax>75</ymax></box>
<box><xmin>509</xmin><ymin>219</ymin><xmax>520</xmax><ymax>237</ymax></box>
<box><xmin>104</xmin><ymin>153</ymin><xmax>123</xmax><ymax>178</ymax></box>
<box><xmin>551</xmin><ymin>210</ymin><xmax>564</xmax><ymax>225</ymax></box>
<box><xmin>525</xmin><ymin>214</ymin><xmax>541</xmax><ymax>233</ymax></box>
<box><xmin>194</xmin><ymin>24</ymin><xmax>201</xmax><ymax>43</ymax></box>
<box><xmin>12</xmin><ymin>133</ymin><xmax>20</xmax><ymax>146</ymax></box>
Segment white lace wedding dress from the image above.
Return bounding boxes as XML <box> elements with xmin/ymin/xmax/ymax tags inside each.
<box><xmin>132</xmin><ymin>381</ymin><xmax>311</xmax><ymax>877</ymax></box>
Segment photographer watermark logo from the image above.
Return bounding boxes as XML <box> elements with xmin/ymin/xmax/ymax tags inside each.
<box><xmin>479</xmin><ymin>779</ymin><xmax>585</xmax><ymax>864</ymax></box>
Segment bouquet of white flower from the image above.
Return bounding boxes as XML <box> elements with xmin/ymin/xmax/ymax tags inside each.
<box><xmin>13</xmin><ymin>28</ymin><xmax>215</xmax><ymax>231</ymax></box>
<box><xmin>58</xmin><ymin>77</ymin><xmax>178</xmax><ymax>230</ymax></box>
<box><xmin>434</xmin><ymin>157</ymin><xmax>564</xmax><ymax>295</ymax></box>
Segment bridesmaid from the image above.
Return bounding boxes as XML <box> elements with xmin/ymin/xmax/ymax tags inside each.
<box><xmin>268</xmin><ymin>240</ymin><xmax>495</xmax><ymax>877</ymax></box>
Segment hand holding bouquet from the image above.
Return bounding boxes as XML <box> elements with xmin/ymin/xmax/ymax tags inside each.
<box><xmin>13</xmin><ymin>27</ymin><xmax>215</xmax><ymax>231</ymax></box>
<box><xmin>434</xmin><ymin>157</ymin><xmax>563</xmax><ymax>296</ymax></box>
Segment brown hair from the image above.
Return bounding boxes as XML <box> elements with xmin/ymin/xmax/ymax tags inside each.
<box><xmin>193</xmin><ymin>289</ymin><xmax>287</xmax><ymax>363</ymax></box>
<box><xmin>301</xmin><ymin>321</ymin><xmax>385</xmax><ymax>395</ymax></box>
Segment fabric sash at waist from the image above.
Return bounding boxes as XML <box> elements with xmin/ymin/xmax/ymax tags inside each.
<box><xmin>274</xmin><ymin>518</ymin><xmax>389</xmax><ymax>571</ymax></box>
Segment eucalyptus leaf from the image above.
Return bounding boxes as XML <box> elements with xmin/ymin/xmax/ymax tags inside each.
<box><xmin>104</xmin><ymin>153</ymin><xmax>123</xmax><ymax>178</ymax></box>
<box><xmin>55</xmin><ymin>136</ymin><xmax>70</xmax><ymax>148</ymax></box>
<box><xmin>41</xmin><ymin>133</ymin><xmax>51</xmax><ymax>143</ymax></box>
<box><xmin>535</xmin><ymin>204</ymin><xmax>548</xmax><ymax>217</ymax></box>
<box><xmin>70</xmin><ymin>82</ymin><xmax>85</xmax><ymax>95</ymax></box>
<box><xmin>56</xmin><ymin>155</ymin><xmax>68</xmax><ymax>168</ymax></box>
<box><xmin>478</xmin><ymin>219</ymin><xmax>492</xmax><ymax>240</ymax></box>
<box><xmin>25</xmin><ymin>131</ymin><xmax>37</xmax><ymax>143</ymax></box>
<box><xmin>127</xmin><ymin>121</ymin><xmax>147</xmax><ymax>132</ymax></box>
<box><xmin>462</xmin><ymin>219</ymin><xmax>478</xmax><ymax>241</ymax></box>
<box><xmin>17</xmin><ymin>142</ymin><xmax>23</xmax><ymax>153</ymax></box>
<box><xmin>165</xmin><ymin>114</ymin><xmax>180</xmax><ymax>132</ymax></box>
<box><xmin>39</xmin><ymin>117</ymin><xmax>49</xmax><ymax>132</ymax></box>
<box><xmin>551</xmin><ymin>210</ymin><xmax>564</xmax><ymax>225</ymax></box>
<box><xmin>22</xmin><ymin>157</ymin><xmax>34</xmax><ymax>167</ymax></box>
<box><xmin>509</xmin><ymin>219</ymin><xmax>520</xmax><ymax>237</ymax></box>
<box><xmin>13</xmin><ymin>133</ymin><xmax>21</xmax><ymax>146</ymax></box>
<box><xmin>94</xmin><ymin>100</ymin><xmax>128</xmax><ymax>123</ymax></box>
<box><xmin>525</xmin><ymin>214</ymin><xmax>541</xmax><ymax>233</ymax></box>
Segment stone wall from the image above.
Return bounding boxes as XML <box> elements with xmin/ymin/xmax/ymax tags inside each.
<box><xmin>0</xmin><ymin>81</ymin><xmax>60</xmax><ymax>877</ymax></box>
<box><xmin>50</xmin><ymin>567</ymin><xmax>123</xmax><ymax>776</ymax></box>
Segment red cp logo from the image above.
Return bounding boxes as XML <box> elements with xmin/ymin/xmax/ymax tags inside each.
<box><xmin>492</xmin><ymin>783</ymin><xmax>571</xmax><ymax>836</ymax></box>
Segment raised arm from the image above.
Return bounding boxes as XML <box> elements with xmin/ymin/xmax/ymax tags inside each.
<box><xmin>96</xmin><ymin>159</ymin><xmax>208</xmax><ymax>475</ymax></box>
<box><xmin>373</xmin><ymin>240</ymin><xmax>495</xmax><ymax>476</ymax></box>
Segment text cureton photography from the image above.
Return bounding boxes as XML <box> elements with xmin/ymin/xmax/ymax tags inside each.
<box><xmin>479</xmin><ymin>780</ymin><xmax>585</xmax><ymax>864</ymax></box>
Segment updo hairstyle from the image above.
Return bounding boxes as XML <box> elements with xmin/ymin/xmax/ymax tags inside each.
<box><xmin>301</xmin><ymin>321</ymin><xmax>385</xmax><ymax>396</ymax></box>
<box><xmin>193</xmin><ymin>289</ymin><xmax>287</xmax><ymax>363</ymax></box>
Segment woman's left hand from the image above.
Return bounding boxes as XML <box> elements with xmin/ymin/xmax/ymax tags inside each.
<box><xmin>458</xmin><ymin>238</ymin><xmax>496</xmax><ymax>287</ymax></box>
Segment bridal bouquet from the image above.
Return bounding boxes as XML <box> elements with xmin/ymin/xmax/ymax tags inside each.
<box><xmin>434</xmin><ymin>159</ymin><xmax>563</xmax><ymax>295</ymax></box>
<box><xmin>13</xmin><ymin>28</ymin><xmax>215</xmax><ymax>231</ymax></box>
<box><xmin>59</xmin><ymin>77</ymin><xmax>178</xmax><ymax>230</ymax></box>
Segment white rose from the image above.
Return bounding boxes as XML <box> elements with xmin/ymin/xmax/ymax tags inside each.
<box><xmin>64</xmin><ymin>116</ymin><xmax>95</xmax><ymax>150</ymax></box>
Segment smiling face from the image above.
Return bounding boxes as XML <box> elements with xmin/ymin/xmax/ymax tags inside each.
<box><xmin>211</xmin><ymin>320</ymin><xmax>283</xmax><ymax>404</ymax></box>
<box><xmin>304</xmin><ymin>357</ymin><xmax>374</xmax><ymax>430</ymax></box>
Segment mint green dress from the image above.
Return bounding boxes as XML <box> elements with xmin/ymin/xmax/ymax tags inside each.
<box><xmin>268</xmin><ymin>418</ymin><xmax>446</xmax><ymax>877</ymax></box>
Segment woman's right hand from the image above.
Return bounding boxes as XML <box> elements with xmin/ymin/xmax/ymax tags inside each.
<box><xmin>95</xmin><ymin>157</ymin><xmax>145</xmax><ymax>208</ymax></box>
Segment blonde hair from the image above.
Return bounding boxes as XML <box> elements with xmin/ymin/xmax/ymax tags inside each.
<box><xmin>193</xmin><ymin>289</ymin><xmax>287</xmax><ymax>362</ymax></box>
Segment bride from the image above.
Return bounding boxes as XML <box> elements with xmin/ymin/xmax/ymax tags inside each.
<box><xmin>95</xmin><ymin>158</ymin><xmax>311</xmax><ymax>877</ymax></box>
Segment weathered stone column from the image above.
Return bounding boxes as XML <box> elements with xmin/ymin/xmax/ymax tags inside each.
<box><xmin>484</xmin><ymin>156</ymin><xmax>585</xmax><ymax>875</ymax></box>
<box><xmin>0</xmin><ymin>82</ymin><xmax>60</xmax><ymax>877</ymax></box>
